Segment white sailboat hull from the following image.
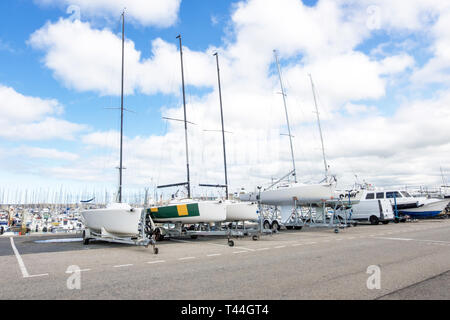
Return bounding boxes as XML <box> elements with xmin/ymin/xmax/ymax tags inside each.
<box><xmin>81</xmin><ymin>203</ymin><xmax>143</xmax><ymax>237</ymax></box>
<box><xmin>225</xmin><ymin>201</ymin><xmax>259</xmax><ymax>221</ymax></box>
<box><xmin>240</xmin><ymin>183</ymin><xmax>336</xmax><ymax>206</ymax></box>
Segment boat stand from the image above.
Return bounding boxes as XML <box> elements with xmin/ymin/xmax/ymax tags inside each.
<box><xmin>301</xmin><ymin>200</ymin><xmax>355</xmax><ymax>233</ymax></box>
<box><xmin>82</xmin><ymin>211</ymin><xmax>159</xmax><ymax>254</ymax></box>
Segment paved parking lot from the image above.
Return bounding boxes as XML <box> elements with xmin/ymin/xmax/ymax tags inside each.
<box><xmin>0</xmin><ymin>219</ymin><xmax>449</xmax><ymax>299</ymax></box>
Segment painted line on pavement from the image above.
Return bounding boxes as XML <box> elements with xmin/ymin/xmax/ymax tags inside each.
<box><xmin>10</xmin><ymin>237</ymin><xmax>48</xmax><ymax>279</ymax></box>
<box><xmin>178</xmin><ymin>257</ymin><xmax>196</xmax><ymax>261</ymax></box>
<box><xmin>113</xmin><ymin>264</ymin><xmax>134</xmax><ymax>268</ymax></box>
<box><xmin>147</xmin><ymin>260</ymin><xmax>166</xmax><ymax>264</ymax></box>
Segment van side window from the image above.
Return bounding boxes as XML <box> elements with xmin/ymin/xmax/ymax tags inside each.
<box><xmin>376</xmin><ymin>192</ymin><xmax>384</xmax><ymax>199</ymax></box>
<box><xmin>365</xmin><ymin>193</ymin><xmax>375</xmax><ymax>200</ymax></box>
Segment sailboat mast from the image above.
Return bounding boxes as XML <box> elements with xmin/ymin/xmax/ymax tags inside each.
<box><xmin>214</xmin><ymin>52</ymin><xmax>229</xmax><ymax>199</ymax></box>
<box><xmin>309</xmin><ymin>74</ymin><xmax>328</xmax><ymax>179</ymax></box>
<box><xmin>274</xmin><ymin>50</ymin><xmax>296</xmax><ymax>183</ymax></box>
<box><xmin>441</xmin><ymin>166</ymin><xmax>447</xmax><ymax>186</ymax></box>
<box><xmin>118</xmin><ymin>11</ymin><xmax>125</xmax><ymax>203</ymax></box>
<box><xmin>177</xmin><ymin>35</ymin><xmax>191</xmax><ymax>199</ymax></box>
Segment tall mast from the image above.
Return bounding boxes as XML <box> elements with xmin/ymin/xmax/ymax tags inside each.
<box><xmin>177</xmin><ymin>35</ymin><xmax>191</xmax><ymax>198</ymax></box>
<box><xmin>274</xmin><ymin>50</ymin><xmax>296</xmax><ymax>183</ymax></box>
<box><xmin>441</xmin><ymin>166</ymin><xmax>447</xmax><ymax>186</ymax></box>
<box><xmin>309</xmin><ymin>74</ymin><xmax>328</xmax><ymax>180</ymax></box>
<box><xmin>118</xmin><ymin>10</ymin><xmax>125</xmax><ymax>203</ymax></box>
<box><xmin>214</xmin><ymin>52</ymin><xmax>229</xmax><ymax>199</ymax></box>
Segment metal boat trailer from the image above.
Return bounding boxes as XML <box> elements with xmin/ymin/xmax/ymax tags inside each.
<box><xmin>262</xmin><ymin>198</ymin><xmax>356</xmax><ymax>234</ymax></box>
<box><xmin>82</xmin><ymin>210</ymin><xmax>159</xmax><ymax>254</ymax></box>
<box><xmin>155</xmin><ymin>218</ymin><xmax>273</xmax><ymax>247</ymax></box>
<box><xmin>301</xmin><ymin>200</ymin><xmax>356</xmax><ymax>233</ymax></box>
<box><xmin>82</xmin><ymin>228</ymin><xmax>159</xmax><ymax>254</ymax></box>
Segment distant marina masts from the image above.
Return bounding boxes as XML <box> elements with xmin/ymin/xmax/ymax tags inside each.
<box><xmin>274</xmin><ymin>50</ymin><xmax>297</xmax><ymax>183</ymax></box>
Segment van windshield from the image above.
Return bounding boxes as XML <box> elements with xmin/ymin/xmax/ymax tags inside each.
<box><xmin>401</xmin><ymin>191</ymin><xmax>411</xmax><ymax>197</ymax></box>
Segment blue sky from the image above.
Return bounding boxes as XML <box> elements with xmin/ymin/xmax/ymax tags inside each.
<box><xmin>1</xmin><ymin>0</ymin><xmax>449</xmax><ymax>202</ymax></box>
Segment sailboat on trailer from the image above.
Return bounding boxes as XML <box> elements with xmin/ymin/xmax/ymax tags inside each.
<box><xmin>148</xmin><ymin>35</ymin><xmax>227</xmax><ymax>224</ymax></box>
<box><xmin>199</xmin><ymin>52</ymin><xmax>258</xmax><ymax>222</ymax></box>
<box><xmin>239</xmin><ymin>51</ymin><xmax>336</xmax><ymax>223</ymax></box>
<box><xmin>81</xmin><ymin>12</ymin><xmax>153</xmax><ymax>239</ymax></box>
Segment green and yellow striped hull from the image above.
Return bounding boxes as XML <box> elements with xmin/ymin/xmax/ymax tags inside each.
<box><xmin>148</xmin><ymin>201</ymin><xmax>227</xmax><ymax>223</ymax></box>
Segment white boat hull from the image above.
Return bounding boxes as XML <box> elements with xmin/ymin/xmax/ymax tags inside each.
<box><xmin>240</xmin><ymin>183</ymin><xmax>336</xmax><ymax>206</ymax></box>
<box><xmin>399</xmin><ymin>200</ymin><xmax>449</xmax><ymax>218</ymax></box>
<box><xmin>81</xmin><ymin>203</ymin><xmax>143</xmax><ymax>237</ymax></box>
<box><xmin>225</xmin><ymin>201</ymin><xmax>258</xmax><ymax>221</ymax></box>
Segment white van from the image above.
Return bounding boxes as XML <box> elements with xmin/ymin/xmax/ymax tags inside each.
<box><xmin>349</xmin><ymin>199</ymin><xmax>394</xmax><ymax>225</ymax></box>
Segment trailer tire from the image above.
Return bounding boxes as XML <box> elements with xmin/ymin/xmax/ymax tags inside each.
<box><xmin>82</xmin><ymin>230</ymin><xmax>90</xmax><ymax>245</ymax></box>
<box><xmin>154</xmin><ymin>228</ymin><xmax>164</xmax><ymax>241</ymax></box>
<box><xmin>228</xmin><ymin>240</ymin><xmax>235</xmax><ymax>247</ymax></box>
<box><xmin>252</xmin><ymin>235</ymin><xmax>259</xmax><ymax>241</ymax></box>
<box><xmin>272</xmin><ymin>221</ymin><xmax>280</xmax><ymax>231</ymax></box>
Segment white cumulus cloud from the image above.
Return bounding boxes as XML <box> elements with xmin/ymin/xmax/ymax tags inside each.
<box><xmin>34</xmin><ymin>0</ymin><xmax>181</xmax><ymax>27</ymax></box>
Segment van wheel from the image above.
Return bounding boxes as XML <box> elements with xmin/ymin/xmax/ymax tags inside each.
<box><xmin>263</xmin><ymin>221</ymin><xmax>271</xmax><ymax>229</ymax></box>
<box><xmin>370</xmin><ymin>216</ymin><xmax>379</xmax><ymax>225</ymax></box>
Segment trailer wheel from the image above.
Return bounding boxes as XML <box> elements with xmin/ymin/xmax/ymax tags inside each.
<box><xmin>272</xmin><ymin>221</ymin><xmax>280</xmax><ymax>231</ymax></box>
<box><xmin>252</xmin><ymin>235</ymin><xmax>259</xmax><ymax>241</ymax></box>
<box><xmin>228</xmin><ymin>240</ymin><xmax>235</xmax><ymax>247</ymax></box>
<box><xmin>82</xmin><ymin>230</ymin><xmax>89</xmax><ymax>245</ymax></box>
